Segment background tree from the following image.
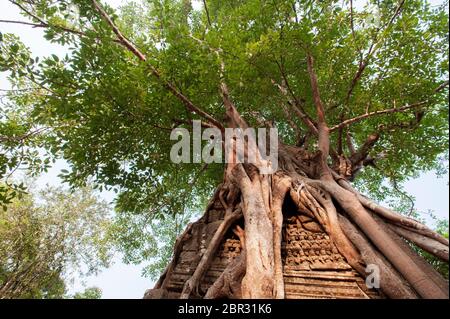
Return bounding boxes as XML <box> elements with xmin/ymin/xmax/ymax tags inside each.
<box><xmin>0</xmin><ymin>0</ymin><xmax>448</xmax><ymax>299</ymax></box>
<box><xmin>72</xmin><ymin>286</ymin><xmax>102</xmax><ymax>299</ymax></box>
<box><xmin>0</xmin><ymin>185</ymin><xmax>112</xmax><ymax>299</ymax></box>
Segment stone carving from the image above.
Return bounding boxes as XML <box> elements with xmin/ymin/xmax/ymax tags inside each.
<box><xmin>147</xmin><ymin>197</ymin><xmax>382</xmax><ymax>299</ymax></box>
<box><xmin>283</xmin><ymin>215</ymin><xmax>351</xmax><ymax>271</ymax></box>
<box><xmin>219</xmin><ymin>238</ymin><xmax>242</xmax><ymax>259</ymax></box>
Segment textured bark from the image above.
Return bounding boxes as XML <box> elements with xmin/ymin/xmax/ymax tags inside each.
<box><xmin>372</xmin><ymin>213</ymin><xmax>449</xmax><ymax>297</ymax></box>
<box><xmin>339</xmin><ymin>214</ymin><xmax>419</xmax><ymax>299</ymax></box>
<box><xmin>204</xmin><ymin>252</ymin><xmax>246</xmax><ymax>299</ymax></box>
<box><xmin>148</xmin><ymin>160</ymin><xmax>448</xmax><ymax>300</ymax></box>
<box><xmin>271</xmin><ymin>174</ymin><xmax>291</xmax><ymax>299</ymax></box>
<box><xmin>335</xmin><ymin>176</ymin><xmax>449</xmax><ymax>246</ymax></box>
<box><xmin>306</xmin><ymin>186</ymin><xmax>364</xmax><ymax>274</ymax></box>
<box><xmin>231</xmin><ymin>164</ymin><xmax>275</xmax><ymax>299</ymax></box>
<box><xmin>388</xmin><ymin>224</ymin><xmax>449</xmax><ymax>262</ymax></box>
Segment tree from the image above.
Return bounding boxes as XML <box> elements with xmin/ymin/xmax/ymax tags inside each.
<box><xmin>73</xmin><ymin>287</ymin><xmax>102</xmax><ymax>299</ymax></box>
<box><xmin>0</xmin><ymin>185</ymin><xmax>112</xmax><ymax>299</ymax></box>
<box><xmin>0</xmin><ymin>0</ymin><xmax>448</xmax><ymax>299</ymax></box>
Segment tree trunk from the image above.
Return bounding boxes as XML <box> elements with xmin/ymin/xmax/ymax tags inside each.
<box><xmin>151</xmin><ymin>141</ymin><xmax>448</xmax><ymax>299</ymax></box>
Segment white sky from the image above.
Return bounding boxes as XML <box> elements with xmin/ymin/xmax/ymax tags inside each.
<box><xmin>0</xmin><ymin>0</ymin><xmax>448</xmax><ymax>299</ymax></box>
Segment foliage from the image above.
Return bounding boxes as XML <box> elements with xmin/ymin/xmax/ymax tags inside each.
<box><xmin>0</xmin><ymin>185</ymin><xmax>113</xmax><ymax>299</ymax></box>
<box><xmin>111</xmin><ymin>204</ymin><xmax>199</xmax><ymax>279</ymax></box>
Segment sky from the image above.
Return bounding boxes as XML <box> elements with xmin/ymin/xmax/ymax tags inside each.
<box><xmin>0</xmin><ymin>0</ymin><xmax>448</xmax><ymax>299</ymax></box>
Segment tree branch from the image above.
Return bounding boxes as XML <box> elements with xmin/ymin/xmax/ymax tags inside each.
<box><xmin>330</xmin><ymin>78</ymin><xmax>448</xmax><ymax>132</ymax></box>
<box><xmin>90</xmin><ymin>0</ymin><xmax>224</xmax><ymax>130</ymax></box>
<box><xmin>330</xmin><ymin>100</ymin><xmax>427</xmax><ymax>132</ymax></box>
<box><xmin>202</xmin><ymin>0</ymin><xmax>212</xmax><ymax>27</ymax></box>
<box><xmin>7</xmin><ymin>1</ymin><xmax>87</xmax><ymax>38</ymax></box>
<box><xmin>349</xmin><ymin>132</ymin><xmax>380</xmax><ymax>165</ymax></box>
<box><xmin>344</xmin><ymin>0</ymin><xmax>406</xmax><ymax>105</ymax></box>
<box><xmin>0</xmin><ymin>19</ymin><xmax>44</xmax><ymax>27</ymax></box>
<box><xmin>271</xmin><ymin>79</ymin><xmax>318</xmax><ymax>135</ymax></box>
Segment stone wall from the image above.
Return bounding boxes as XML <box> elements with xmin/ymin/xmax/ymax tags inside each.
<box><xmin>144</xmin><ymin>195</ymin><xmax>382</xmax><ymax>299</ymax></box>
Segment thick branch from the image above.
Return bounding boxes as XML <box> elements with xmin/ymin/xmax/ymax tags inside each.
<box><xmin>306</xmin><ymin>54</ymin><xmax>326</xmax><ymax>125</ymax></box>
<box><xmin>333</xmin><ymin>81</ymin><xmax>449</xmax><ymax>132</ymax></box>
<box><xmin>349</xmin><ymin>132</ymin><xmax>380</xmax><ymax>165</ymax></box>
<box><xmin>272</xmin><ymin>79</ymin><xmax>318</xmax><ymax>135</ymax></box>
<box><xmin>306</xmin><ymin>54</ymin><xmax>329</xmax><ymax>159</ymax></box>
<box><xmin>330</xmin><ymin>101</ymin><xmax>427</xmax><ymax>132</ymax></box>
<box><xmin>306</xmin><ymin>54</ymin><xmax>333</xmax><ymax>180</ymax></box>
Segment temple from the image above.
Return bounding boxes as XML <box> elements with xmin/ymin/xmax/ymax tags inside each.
<box><xmin>144</xmin><ymin>193</ymin><xmax>383</xmax><ymax>299</ymax></box>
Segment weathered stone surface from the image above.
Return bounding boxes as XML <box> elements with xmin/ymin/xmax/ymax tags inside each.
<box><xmin>147</xmin><ymin>197</ymin><xmax>383</xmax><ymax>299</ymax></box>
<box><xmin>207</xmin><ymin>210</ymin><xmax>224</xmax><ymax>223</ymax></box>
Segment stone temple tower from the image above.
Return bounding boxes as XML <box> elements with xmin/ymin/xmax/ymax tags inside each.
<box><xmin>144</xmin><ymin>190</ymin><xmax>383</xmax><ymax>299</ymax></box>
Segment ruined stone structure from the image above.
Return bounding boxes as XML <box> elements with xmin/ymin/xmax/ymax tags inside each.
<box><xmin>145</xmin><ymin>194</ymin><xmax>383</xmax><ymax>299</ymax></box>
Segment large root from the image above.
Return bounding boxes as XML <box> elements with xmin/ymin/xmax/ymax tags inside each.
<box><xmin>289</xmin><ymin>182</ymin><xmax>365</xmax><ymax>274</ymax></box>
<box><xmin>231</xmin><ymin>164</ymin><xmax>275</xmax><ymax>299</ymax></box>
<box><xmin>334</xmin><ymin>174</ymin><xmax>449</xmax><ymax>246</ymax></box>
<box><xmin>204</xmin><ymin>226</ymin><xmax>246</xmax><ymax>299</ymax></box>
<box><xmin>270</xmin><ymin>174</ymin><xmax>291</xmax><ymax>299</ymax></box>
<box><xmin>338</xmin><ymin>214</ymin><xmax>419</xmax><ymax>299</ymax></box>
<box><xmin>388</xmin><ymin>224</ymin><xmax>448</xmax><ymax>262</ymax></box>
<box><xmin>371</xmin><ymin>213</ymin><xmax>449</xmax><ymax>296</ymax></box>
<box><xmin>180</xmin><ymin>197</ymin><xmax>242</xmax><ymax>299</ymax></box>
<box><xmin>321</xmin><ymin>180</ymin><xmax>448</xmax><ymax>299</ymax></box>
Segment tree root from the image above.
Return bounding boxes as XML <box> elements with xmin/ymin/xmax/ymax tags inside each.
<box><xmin>290</xmin><ymin>182</ymin><xmax>365</xmax><ymax>274</ymax></box>
<box><xmin>180</xmin><ymin>206</ymin><xmax>242</xmax><ymax>299</ymax></box>
<box><xmin>204</xmin><ymin>226</ymin><xmax>246</xmax><ymax>299</ymax></box>
<box><xmin>229</xmin><ymin>163</ymin><xmax>276</xmax><ymax>299</ymax></box>
<box><xmin>338</xmin><ymin>214</ymin><xmax>419</xmax><ymax>299</ymax></box>
<box><xmin>371</xmin><ymin>213</ymin><xmax>449</xmax><ymax>297</ymax></box>
<box><xmin>388</xmin><ymin>224</ymin><xmax>448</xmax><ymax>262</ymax></box>
<box><xmin>271</xmin><ymin>174</ymin><xmax>291</xmax><ymax>299</ymax></box>
<box><xmin>322</xmin><ymin>179</ymin><xmax>447</xmax><ymax>299</ymax></box>
<box><xmin>334</xmin><ymin>174</ymin><xmax>449</xmax><ymax>246</ymax></box>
